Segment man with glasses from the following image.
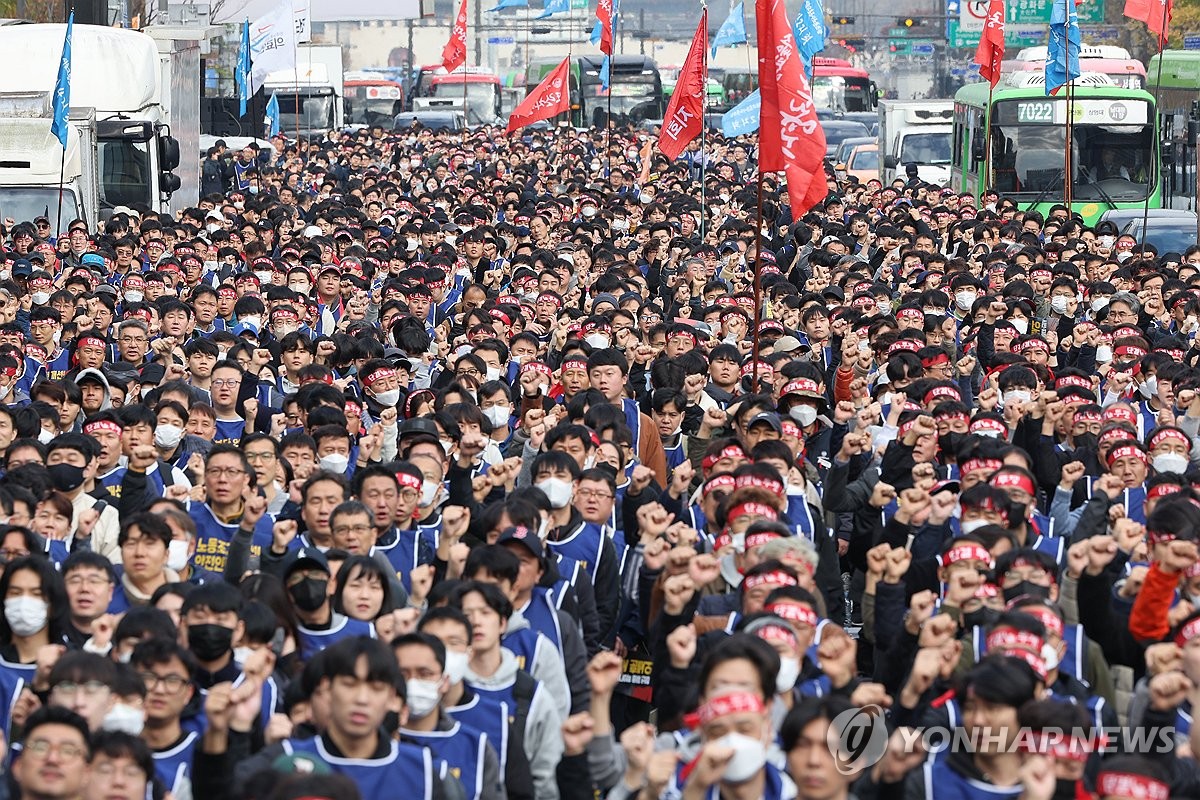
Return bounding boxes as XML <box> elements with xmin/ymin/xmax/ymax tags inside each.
<box><xmin>128</xmin><ymin>637</ymin><xmax>201</xmax><ymax>800</ymax></box>
<box><xmin>84</xmin><ymin>731</ymin><xmax>156</xmax><ymax>800</ymax></box>
<box><xmin>60</xmin><ymin>552</ymin><xmax>116</xmax><ymax>648</ymax></box>
<box><xmin>47</xmin><ymin>652</ymin><xmax>118</xmax><ymax>732</ymax></box>
<box><xmin>189</xmin><ymin>444</ymin><xmax>273</xmax><ymax>575</ymax></box>
<box><xmin>209</xmin><ymin>361</ymin><xmax>248</xmax><ymax>447</ymax></box>
<box><xmin>12</xmin><ymin>706</ymin><xmax>91</xmax><ymax>800</ymax></box>
<box><xmin>114</xmin><ymin>320</ymin><xmax>150</xmax><ymax>367</ymax></box>
<box><xmin>240</xmin><ymin>434</ymin><xmax>287</xmax><ymax>515</ymax></box>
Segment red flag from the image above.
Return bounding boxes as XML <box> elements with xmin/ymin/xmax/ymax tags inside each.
<box><xmin>756</xmin><ymin>0</ymin><xmax>826</xmax><ymax>216</ymax></box>
<box><xmin>1124</xmin><ymin>0</ymin><xmax>1171</xmax><ymax>47</ymax></box>
<box><xmin>441</xmin><ymin>0</ymin><xmax>468</xmax><ymax>73</ymax></box>
<box><xmin>659</xmin><ymin>9</ymin><xmax>707</xmax><ymax>159</ymax></box>
<box><xmin>597</xmin><ymin>0</ymin><xmax>614</xmax><ymax>55</ymax></box>
<box><xmin>973</xmin><ymin>0</ymin><xmax>1005</xmax><ymax>87</ymax></box>
<box><xmin>507</xmin><ymin>57</ymin><xmax>571</xmax><ymax>133</ymax></box>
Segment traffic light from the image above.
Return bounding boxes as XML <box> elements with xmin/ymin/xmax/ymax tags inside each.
<box><xmin>898</xmin><ymin>16</ymin><xmax>923</xmax><ymax>26</ymax></box>
<box><xmin>832</xmin><ymin>15</ymin><xmax>855</xmax><ymax>24</ymax></box>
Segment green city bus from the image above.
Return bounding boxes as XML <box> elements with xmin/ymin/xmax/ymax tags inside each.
<box><xmin>950</xmin><ymin>82</ymin><xmax>1161</xmax><ymax>225</ymax></box>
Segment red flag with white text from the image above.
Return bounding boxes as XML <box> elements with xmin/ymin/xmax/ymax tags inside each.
<box><xmin>1124</xmin><ymin>0</ymin><xmax>1171</xmax><ymax>47</ymax></box>
<box><xmin>756</xmin><ymin>0</ymin><xmax>827</xmax><ymax>215</ymax></box>
<box><xmin>659</xmin><ymin>9</ymin><xmax>707</xmax><ymax>159</ymax></box>
<box><xmin>597</xmin><ymin>0</ymin><xmax>615</xmax><ymax>55</ymax></box>
<box><xmin>441</xmin><ymin>0</ymin><xmax>468</xmax><ymax>72</ymax></box>
<box><xmin>507</xmin><ymin>57</ymin><xmax>571</xmax><ymax>133</ymax></box>
<box><xmin>973</xmin><ymin>0</ymin><xmax>1005</xmax><ymax>87</ymax></box>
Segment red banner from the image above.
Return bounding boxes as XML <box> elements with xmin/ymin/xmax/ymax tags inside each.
<box><xmin>755</xmin><ymin>0</ymin><xmax>827</xmax><ymax>216</ymax></box>
<box><xmin>973</xmin><ymin>0</ymin><xmax>1005</xmax><ymax>87</ymax></box>
<box><xmin>597</xmin><ymin>0</ymin><xmax>614</xmax><ymax>55</ymax></box>
<box><xmin>659</xmin><ymin>9</ymin><xmax>707</xmax><ymax>159</ymax></box>
<box><xmin>507</xmin><ymin>57</ymin><xmax>571</xmax><ymax>133</ymax></box>
<box><xmin>441</xmin><ymin>0</ymin><xmax>468</xmax><ymax>73</ymax></box>
<box><xmin>1123</xmin><ymin>0</ymin><xmax>1171</xmax><ymax>47</ymax></box>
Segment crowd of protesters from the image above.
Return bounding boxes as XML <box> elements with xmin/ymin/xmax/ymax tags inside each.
<box><xmin>0</xmin><ymin>120</ymin><xmax>1193</xmax><ymax>800</ymax></box>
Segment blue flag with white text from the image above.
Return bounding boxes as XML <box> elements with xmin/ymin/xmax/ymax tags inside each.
<box><xmin>487</xmin><ymin>0</ymin><xmax>527</xmax><ymax>12</ymax></box>
<box><xmin>1045</xmin><ymin>0</ymin><xmax>1080</xmax><ymax>95</ymax></box>
<box><xmin>236</xmin><ymin>20</ymin><xmax>252</xmax><ymax>117</ymax></box>
<box><xmin>50</xmin><ymin>12</ymin><xmax>73</xmax><ymax>150</ymax></box>
<box><xmin>711</xmin><ymin>2</ymin><xmax>746</xmax><ymax>56</ymax></box>
<box><xmin>538</xmin><ymin>0</ymin><xmax>569</xmax><ymax>19</ymax></box>
<box><xmin>793</xmin><ymin>0</ymin><xmax>825</xmax><ymax>80</ymax></box>
<box><xmin>722</xmin><ymin>89</ymin><xmax>759</xmax><ymax>136</ymax></box>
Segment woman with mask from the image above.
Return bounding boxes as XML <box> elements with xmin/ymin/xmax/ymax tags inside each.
<box><xmin>0</xmin><ymin>555</ymin><xmax>69</xmax><ymax>734</ymax></box>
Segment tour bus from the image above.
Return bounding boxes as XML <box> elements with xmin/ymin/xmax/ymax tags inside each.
<box><xmin>1002</xmin><ymin>46</ymin><xmax>1147</xmax><ymax>90</ymax></box>
<box><xmin>812</xmin><ymin>57</ymin><xmax>879</xmax><ymax>113</ymax></box>
<box><xmin>344</xmin><ymin>73</ymin><xmax>405</xmax><ymax>127</ymax></box>
<box><xmin>950</xmin><ymin>82</ymin><xmax>1162</xmax><ymax>225</ymax></box>
<box><xmin>525</xmin><ymin>56</ymin><xmax>664</xmax><ymax>128</ymax></box>
<box><xmin>1146</xmin><ymin>50</ymin><xmax>1200</xmax><ymax>117</ymax></box>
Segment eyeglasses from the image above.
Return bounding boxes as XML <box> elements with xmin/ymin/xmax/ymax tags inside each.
<box><xmin>24</xmin><ymin>739</ymin><xmax>86</xmax><ymax>760</ymax></box>
<box><xmin>0</xmin><ymin>549</ymin><xmax>30</xmax><ymax>561</ymax></box>
<box><xmin>51</xmin><ymin>680</ymin><xmax>109</xmax><ymax>697</ymax></box>
<box><xmin>65</xmin><ymin>575</ymin><xmax>111</xmax><ymax>588</ymax></box>
<box><xmin>244</xmin><ymin>451</ymin><xmax>276</xmax><ymax>462</ymax></box>
<box><xmin>210</xmin><ymin>379</ymin><xmax>242</xmax><ymax>388</ymax></box>
<box><xmin>206</xmin><ymin>467</ymin><xmax>247</xmax><ymax>478</ymax></box>
<box><xmin>119</xmin><ymin>336</ymin><xmax>148</xmax><ymax>344</ymax></box>
<box><xmin>399</xmin><ymin>489</ymin><xmax>419</xmax><ymax>502</ymax></box>
<box><xmin>332</xmin><ymin>524</ymin><xmax>374</xmax><ymax>537</ymax></box>
<box><xmin>138</xmin><ymin>672</ymin><xmax>189</xmax><ymax>693</ymax></box>
<box><xmin>456</xmin><ymin>368</ymin><xmax>481</xmax><ymax>377</ymax></box>
<box><xmin>576</xmin><ymin>489</ymin><xmax>613</xmax><ymax>501</ymax></box>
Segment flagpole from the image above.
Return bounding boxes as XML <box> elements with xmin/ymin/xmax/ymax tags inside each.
<box><xmin>55</xmin><ymin>9</ymin><xmax>73</xmax><ymax>237</ymax></box>
<box><xmin>983</xmin><ymin>83</ymin><xmax>994</xmax><ymax>197</ymax></box>
<box><xmin>751</xmin><ymin>164</ymin><xmax>764</xmax><ymax>387</ymax></box>
<box><xmin>1141</xmin><ymin>7</ymin><xmax>1170</xmax><ymax>250</ymax></box>
<box><xmin>1062</xmin><ymin>1</ymin><xmax>1072</xmax><ymax>212</ymax></box>
<box><xmin>700</xmin><ymin>2</ymin><xmax>708</xmax><ymax>241</ymax></box>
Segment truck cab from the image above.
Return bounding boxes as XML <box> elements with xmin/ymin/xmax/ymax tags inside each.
<box><xmin>879</xmin><ymin>100</ymin><xmax>954</xmax><ymax>186</ymax></box>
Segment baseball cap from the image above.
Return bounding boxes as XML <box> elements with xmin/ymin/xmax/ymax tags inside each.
<box><xmin>497</xmin><ymin>526</ymin><xmax>545</xmax><ymax>560</ymax></box>
<box><xmin>285</xmin><ymin>547</ymin><xmax>330</xmax><ymax>577</ymax></box>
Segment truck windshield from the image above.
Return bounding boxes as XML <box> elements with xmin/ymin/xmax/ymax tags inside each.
<box><xmin>349</xmin><ymin>97</ymin><xmax>402</xmax><ymax>127</ymax></box>
<box><xmin>276</xmin><ymin>93</ymin><xmax>335</xmax><ymax>133</ymax></box>
<box><xmin>432</xmin><ymin>83</ymin><xmax>497</xmax><ymax>122</ymax></box>
<box><xmin>898</xmin><ymin>132</ymin><xmax>952</xmax><ymax>165</ymax></box>
<box><xmin>0</xmin><ymin>187</ymin><xmax>78</xmax><ymax>232</ymax></box>
<box><xmin>583</xmin><ymin>75</ymin><xmax>662</xmax><ymax>123</ymax></box>
<box><xmin>98</xmin><ymin>139</ymin><xmax>152</xmax><ymax>208</ymax></box>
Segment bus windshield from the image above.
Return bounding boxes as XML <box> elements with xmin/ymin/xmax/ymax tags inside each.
<box><xmin>432</xmin><ymin>82</ymin><xmax>498</xmax><ymax>122</ymax></box>
<box><xmin>989</xmin><ymin>97</ymin><xmax>1154</xmax><ymax>201</ymax></box>
<box><xmin>583</xmin><ymin>74</ymin><xmax>661</xmax><ymax>122</ymax></box>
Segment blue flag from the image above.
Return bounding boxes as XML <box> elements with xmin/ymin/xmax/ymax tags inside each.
<box><xmin>1045</xmin><ymin>0</ymin><xmax>1080</xmax><ymax>96</ymax></box>
<box><xmin>487</xmin><ymin>0</ymin><xmax>527</xmax><ymax>12</ymax></box>
<box><xmin>266</xmin><ymin>92</ymin><xmax>280</xmax><ymax>137</ymax></box>
<box><xmin>589</xmin><ymin>18</ymin><xmax>602</xmax><ymax>43</ymax></box>
<box><xmin>537</xmin><ymin>0</ymin><xmax>568</xmax><ymax>19</ymax></box>
<box><xmin>236</xmin><ymin>20</ymin><xmax>252</xmax><ymax>117</ymax></box>
<box><xmin>711</xmin><ymin>2</ymin><xmax>746</xmax><ymax>56</ymax></box>
<box><xmin>600</xmin><ymin>54</ymin><xmax>610</xmax><ymax>89</ymax></box>
<box><xmin>50</xmin><ymin>12</ymin><xmax>73</xmax><ymax>150</ymax></box>
<box><xmin>722</xmin><ymin>89</ymin><xmax>759</xmax><ymax>136</ymax></box>
<box><xmin>793</xmin><ymin>0</ymin><xmax>825</xmax><ymax>81</ymax></box>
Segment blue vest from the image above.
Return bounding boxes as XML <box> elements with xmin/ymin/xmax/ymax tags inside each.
<box><xmin>547</xmin><ymin>520</ymin><xmax>605</xmax><ymax>576</ymax></box>
<box><xmin>188</xmin><ymin>503</ymin><xmax>274</xmax><ymax>575</ymax></box>
<box><xmin>971</xmin><ymin>623</ymin><xmax>1088</xmax><ymax>686</ymax></box>
<box><xmin>213</xmin><ymin>417</ymin><xmax>245</xmax><ymax>447</ymax></box>
<box><xmin>621</xmin><ymin>398</ymin><xmax>642</xmax><ymax>455</ymax></box>
<box><xmin>46</xmin><ymin>349</ymin><xmax>70</xmax><ymax>382</ymax></box>
<box><xmin>670</xmin><ymin>760</ymin><xmax>790</xmax><ymax>800</ymax></box>
<box><xmin>663</xmin><ymin>435</ymin><xmax>686</xmax><ymax>470</ymax></box>
<box><xmin>152</xmin><ymin>730</ymin><xmax>200</xmax><ymax>797</ymax></box>
<box><xmin>518</xmin><ymin>589</ymin><xmax>563</xmax><ymax>653</ymax></box>
<box><xmin>281</xmin><ymin>736</ymin><xmax>445</xmax><ymax>800</ymax></box>
<box><xmin>0</xmin><ymin>658</ymin><xmax>34</xmax><ymax>738</ymax></box>
<box><xmin>785</xmin><ymin>494</ymin><xmax>816</xmax><ymax>539</ymax></box>
<box><xmin>375</xmin><ymin>527</ymin><xmax>435</xmax><ymax>592</ymax></box>
<box><xmin>445</xmin><ymin>693</ymin><xmax>512</xmax><ymax>772</ymax></box>
<box><xmin>296</xmin><ymin>614</ymin><xmax>376</xmax><ymax>661</ymax></box>
<box><xmin>405</xmin><ymin>721</ymin><xmax>491</xmax><ymax>800</ymax></box>
<box><xmin>98</xmin><ymin>466</ymin><xmax>125</xmax><ymax>500</ymax></box>
<box><xmin>922</xmin><ymin>748</ymin><xmax>1023</xmax><ymax>800</ymax></box>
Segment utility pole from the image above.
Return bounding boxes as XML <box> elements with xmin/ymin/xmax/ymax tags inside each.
<box><xmin>474</xmin><ymin>0</ymin><xmax>482</xmax><ymax>66</ymax></box>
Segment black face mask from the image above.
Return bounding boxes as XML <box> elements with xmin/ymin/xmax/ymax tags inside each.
<box><xmin>962</xmin><ymin>607</ymin><xmax>1000</xmax><ymax>630</ymax></box>
<box><xmin>1003</xmin><ymin>580</ymin><xmax>1051</xmax><ymax>603</ymax></box>
<box><xmin>47</xmin><ymin>463</ymin><xmax>86</xmax><ymax>493</ymax></box>
<box><xmin>1007</xmin><ymin>502</ymin><xmax>1029</xmax><ymax>527</ymax></box>
<box><xmin>1054</xmin><ymin>779</ymin><xmax>1080</xmax><ymax>800</ymax></box>
<box><xmin>187</xmin><ymin>623</ymin><xmax>234</xmax><ymax>662</ymax></box>
<box><xmin>1073</xmin><ymin>433</ymin><xmax>1098</xmax><ymax>452</ymax></box>
<box><xmin>289</xmin><ymin>577</ymin><xmax>329</xmax><ymax>612</ymax></box>
<box><xmin>938</xmin><ymin>432</ymin><xmax>966</xmax><ymax>457</ymax></box>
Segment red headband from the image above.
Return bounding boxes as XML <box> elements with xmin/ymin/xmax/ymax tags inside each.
<box><xmin>1107</xmin><ymin>444</ymin><xmax>1149</xmax><ymax>468</ymax></box>
<box><xmin>734</xmin><ymin>474</ymin><xmax>785</xmax><ymax>497</ymax></box>
<box><xmin>961</xmin><ymin>458</ymin><xmax>1003</xmax><ymax>477</ymax></box>
<box><xmin>521</xmin><ymin>362</ymin><xmax>552</xmax><ymax>378</ymax></box>
<box><xmin>1176</xmin><ymin>617</ymin><xmax>1200</xmax><ymax>647</ymax></box>
<box><xmin>396</xmin><ymin>472</ymin><xmax>422</xmax><ymax>492</ymax></box>
<box><xmin>740</xmin><ymin>361</ymin><xmax>772</xmax><ymax>377</ymax></box>
<box><xmin>1114</xmin><ymin>344</ymin><xmax>1147</xmax><ymax>360</ymax></box>
<box><xmin>1021</xmin><ymin>606</ymin><xmax>1064</xmax><ymax>638</ymax></box>
<box><xmin>991</xmin><ymin>471</ymin><xmax>1036</xmax><ymax>496</ymax></box>
<box><xmin>766</xmin><ymin>602</ymin><xmax>818</xmax><ymax>627</ymax></box>
<box><xmin>743</xmin><ymin>570</ymin><xmax>798</xmax><ymax>591</ymax></box>
<box><xmin>970</xmin><ymin>418</ymin><xmax>1008</xmax><ymax>437</ymax></box>
<box><xmin>76</xmin><ymin>336</ymin><xmax>106</xmax><ymax>351</ymax></box>
<box><xmin>1103</xmin><ymin>405</ymin><xmax>1137</xmax><ymax>424</ymax></box>
<box><xmin>703</xmin><ymin>446</ymin><xmax>747</xmax><ymax>470</ymax></box>
<box><xmin>782</xmin><ymin>378</ymin><xmax>820</xmax><ymax>396</ymax></box>
<box><xmin>84</xmin><ymin>420</ymin><xmax>123</xmax><ymax>436</ymax></box>
<box><xmin>1150</xmin><ymin>428</ymin><xmax>1190</xmax><ymax>451</ymax></box>
<box><xmin>1017</xmin><ymin>732</ymin><xmax>1096</xmax><ymax>763</ymax></box>
<box><xmin>754</xmin><ymin>624</ymin><xmax>797</xmax><ymax>646</ymax></box>
<box><xmin>364</xmin><ymin>367</ymin><xmax>396</xmax><ymax>387</ymax></box>
<box><xmin>986</xmin><ymin>628</ymin><xmax>1044</xmax><ymax>655</ymax></box>
<box><xmin>745</xmin><ymin>531</ymin><xmax>784</xmax><ymax>549</ymax></box>
<box><xmin>925</xmin><ymin>385</ymin><xmax>961</xmax><ymax>403</ymax></box>
<box><xmin>692</xmin><ymin>692</ymin><xmax>765</xmax><ymax>726</ymax></box>
<box><xmin>944</xmin><ymin>544</ymin><xmax>993</xmax><ymax>568</ymax></box>
<box><xmin>1096</xmin><ymin>772</ymin><xmax>1169</xmax><ymax>800</ymax></box>
<box><xmin>1057</xmin><ymin>375</ymin><xmax>1092</xmax><ymax>391</ymax></box>
<box><xmin>726</xmin><ymin>502</ymin><xmax>779</xmax><ymax>523</ymax></box>
<box><xmin>1148</xmin><ymin>483</ymin><xmax>1182</xmax><ymax>501</ymax></box>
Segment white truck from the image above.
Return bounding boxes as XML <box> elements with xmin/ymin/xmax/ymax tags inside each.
<box><xmin>878</xmin><ymin>100</ymin><xmax>954</xmax><ymax>186</ymax></box>
<box><xmin>0</xmin><ymin>24</ymin><xmax>192</xmax><ymax>228</ymax></box>
<box><xmin>264</xmin><ymin>44</ymin><xmax>345</xmax><ymax>138</ymax></box>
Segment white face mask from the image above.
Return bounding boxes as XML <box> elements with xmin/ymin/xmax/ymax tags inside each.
<box><xmin>274</xmin><ymin>325</ymin><xmax>299</xmax><ymax>338</ymax></box>
<box><xmin>483</xmin><ymin>405</ymin><xmax>511</xmax><ymax>427</ymax></box>
<box><xmin>101</xmin><ymin>703</ymin><xmax>145</xmax><ymax>735</ymax></box>
<box><xmin>1091</xmin><ymin>297</ymin><xmax>1109</xmax><ymax>313</ymax></box>
<box><xmin>1140</xmin><ymin>376</ymin><xmax>1158</xmax><ymax>399</ymax></box>
<box><xmin>241</xmin><ymin>315</ymin><xmax>263</xmax><ymax>330</ymax></box>
<box><xmin>319</xmin><ymin>453</ymin><xmax>349</xmax><ymax>474</ymax></box>
<box><xmin>420</xmin><ymin>479</ymin><xmax>442</xmax><ymax>507</ymax></box>
<box><xmin>1096</xmin><ymin>345</ymin><xmax>1113</xmax><ymax>363</ymax></box>
<box><xmin>154</xmin><ymin>423</ymin><xmax>184</xmax><ymax>449</ymax></box>
<box><xmin>960</xmin><ymin>517</ymin><xmax>990</xmax><ymax>534</ymax></box>
<box><xmin>30</xmin><ymin>291</ymin><xmax>50</xmax><ymax>305</ymax></box>
<box><xmin>1002</xmin><ymin>389</ymin><xmax>1032</xmax><ymax>406</ymax></box>
<box><xmin>289</xmin><ymin>282</ymin><xmax>312</xmax><ymax>294</ymax></box>
<box><xmin>1051</xmin><ymin>296</ymin><xmax>1070</xmax><ymax>315</ymax></box>
<box><xmin>1154</xmin><ymin>452</ymin><xmax>1188</xmax><ymax>475</ymax></box>
<box><xmin>485</xmin><ymin>366</ymin><xmax>502</xmax><ymax>382</ymax></box>
<box><xmin>789</xmin><ymin>405</ymin><xmax>818</xmax><ymax>427</ymax></box>
<box><xmin>1041</xmin><ymin>642</ymin><xmax>1060</xmax><ymax>672</ymax></box>
<box><xmin>166</xmin><ymin>539</ymin><xmax>190</xmax><ymax>572</ymax></box>
<box><xmin>1009</xmin><ymin>318</ymin><xmax>1029</xmax><ymax>335</ymax></box>
<box><xmin>776</xmin><ymin>656</ymin><xmax>801</xmax><ymax>694</ymax></box>
<box><xmin>717</xmin><ymin>732</ymin><xmax>767</xmax><ymax>783</ymax></box>
<box><xmin>124</xmin><ymin>291</ymin><xmax>144</xmax><ymax>304</ymax></box>
<box><xmin>5</xmin><ymin>596</ymin><xmax>47</xmax><ymax>637</ymax></box>
<box><xmin>535</xmin><ymin>477</ymin><xmax>573</xmax><ymax>509</ymax></box>
<box><xmin>955</xmin><ymin>291</ymin><xmax>976</xmax><ymax>311</ymax></box>
<box><xmin>443</xmin><ymin>649</ymin><xmax>469</xmax><ymax>684</ymax></box>
<box><xmin>405</xmin><ymin>678</ymin><xmax>442</xmax><ymax>719</ymax></box>
<box><xmin>37</xmin><ymin>428</ymin><xmax>55</xmax><ymax>444</ymax></box>
<box><xmin>373</xmin><ymin>388</ymin><xmax>401</xmax><ymax>407</ymax></box>
<box><xmin>585</xmin><ymin>333</ymin><xmax>611</xmax><ymax>350</ymax></box>
<box><xmin>255</xmin><ymin>271</ymin><xmax>273</xmax><ymax>284</ymax></box>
